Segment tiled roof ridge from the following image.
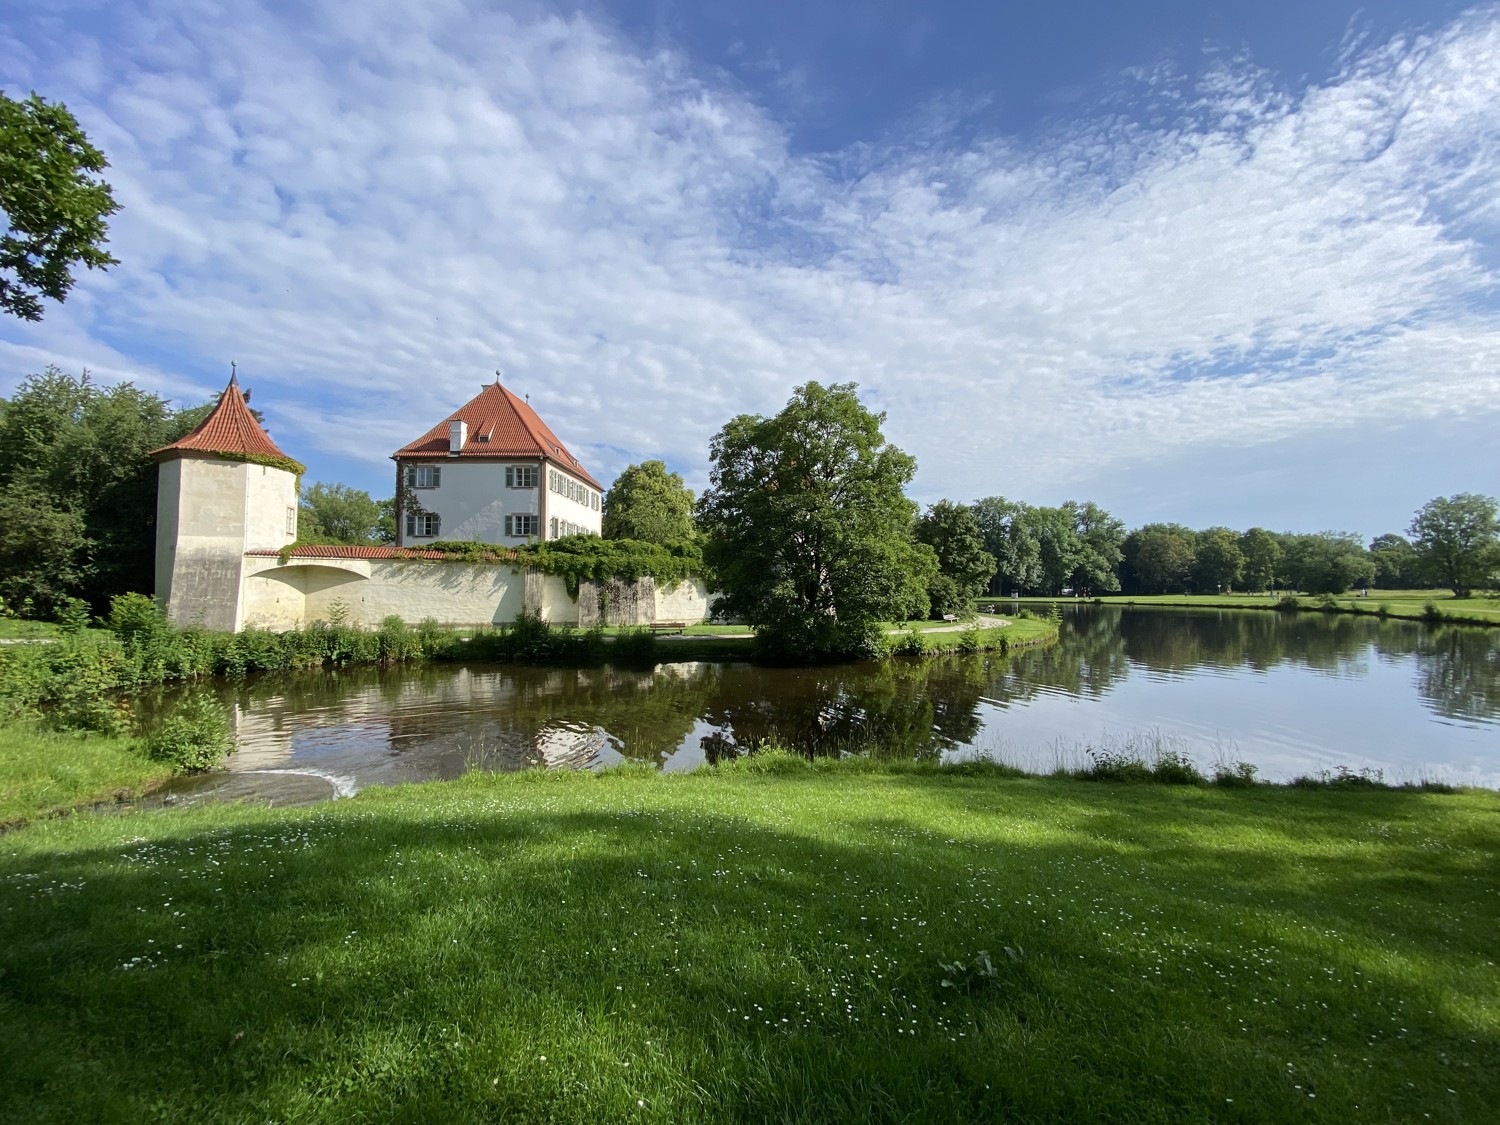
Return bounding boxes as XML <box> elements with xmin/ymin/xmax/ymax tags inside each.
<box><xmin>391</xmin><ymin>381</ymin><xmax>603</xmax><ymax>490</ymax></box>
<box><xmin>149</xmin><ymin>372</ymin><xmax>300</xmax><ymax>464</ymax></box>
<box><xmin>246</xmin><ymin>545</ymin><xmax>521</xmax><ymax>561</ymax></box>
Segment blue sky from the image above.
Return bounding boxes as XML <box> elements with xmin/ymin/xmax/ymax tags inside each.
<box><xmin>3</xmin><ymin>0</ymin><xmax>1498</xmax><ymax>538</ymax></box>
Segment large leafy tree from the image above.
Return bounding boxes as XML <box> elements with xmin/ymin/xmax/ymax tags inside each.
<box><xmin>1064</xmin><ymin>500</ymin><xmax>1124</xmax><ymax>596</ymax></box>
<box><xmin>0</xmin><ymin>367</ymin><xmax>200</xmax><ymax>615</ymax></box>
<box><xmin>1408</xmin><ymin>494</ymin><xmax>1500</xmax><ymax>598</ymax></box>
<box><xmin>299</xmin><ymin>482</ymin><xmax>385</xmax><ymax>545</ymax></box>
<box><xmin>1</xmin><ymin>91</ymin><xmax>119</xmax><ymax>321</ymax></box>
<box><xmin>1194</xmin><ymin>527</ymin><xmax>1245</xmax><ymax>593</ymax></box>
<box><xmin>915</xmin><ymin>500</ymin><xmax>996</xmax><ymax>618</ymax></box>
<box><xmin>602</xmin><ymin>459</ymin><xmax>696</xmax><ymax>543</ymax></box>
<box><xmin>1368</xmin><ymin>533</ymin><xmax>1420</xmax><ymax>589</ymax></box>
<box><xmin>1280</xmin><ymin>532</ymin><xmax>1375</xmax><ymax>595</ymax></box>
<box><xmin>971</xmin><ymin>496</ymin><xmax>1042</xmax><ymax>594</ymax></box>
<box><xmin>697</xmin><ymin>382</ymin><xmax>935</xmax><ymax>660</ymax></box>
<box><xmin>1238</xmin><ymin>528</ymin><xmax>1282</xmax><ymax>592</ymax></box>
<box><xmin>1122</xmin><ymin>524</ymin><xmax>1197</xmax><ymax>594</ymax></box>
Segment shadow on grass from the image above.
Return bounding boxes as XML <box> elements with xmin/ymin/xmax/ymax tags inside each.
<box><xmin>1</xmin><ymin>776</ymin><xmax>1497</xmax><ymax>1123</ymax></box>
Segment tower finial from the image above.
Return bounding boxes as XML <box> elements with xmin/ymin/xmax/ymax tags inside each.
<box><xmin>229</xmin><ymin>359</ymin><xmax>238</xmax><ymax>386</ymax></box>
<box><xmin>494</xmin><ymin>368</ymin><xmax>502</xmax><ymax>385</ymax></box>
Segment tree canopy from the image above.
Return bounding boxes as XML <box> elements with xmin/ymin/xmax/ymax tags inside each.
<box><xmin>1408</xmin><ymin>494</ymin><xmax>1500</xmax><ymax>598</ymax></box>
<box><xmin>299</xmin><ymin>482</ymin><xmax>387</xmax><ymax>545</ymax></box>
<box><xmin>602</xmin><ymin>460</ymin><xmax>696</xmax><ymax>544</ymax></box>
<box><xmin>0</xmin><ymin>367</ymin><xmax>201</xmax><ymax>616</ymax></box>
<box><xmin>915</xmin><ymin>501</ymin><xmax>995</xmax><ymax>618</ymax></box>
<box><xmin>697</xmin><ymin>382</ymin><xmax>935</xmax><ymax>660</ymax></box>
<box><xmin>1</xmin><ymin>90</ymin><xmax>119</xmax><ymax>322</ymax></box>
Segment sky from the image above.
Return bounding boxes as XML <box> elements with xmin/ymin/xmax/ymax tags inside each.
<box><xmin>3</xmin><ymin>0</ymin><xmax>1498</xmax><ymax>538</ymax></box>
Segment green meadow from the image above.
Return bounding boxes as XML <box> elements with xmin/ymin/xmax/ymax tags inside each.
<box><xmin>2</xmin><ymin>760</ymin><xmax>1496</xmax><ymax>1123</ymax></box>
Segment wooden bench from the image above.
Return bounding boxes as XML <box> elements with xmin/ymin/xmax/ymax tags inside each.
<box><xmin>649</xmin><ymin>621</ymin><xmax>688</xmax><ymax>635</ymax></box>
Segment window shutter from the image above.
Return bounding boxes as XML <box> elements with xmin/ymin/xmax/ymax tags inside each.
<box><xmin>405</xmin><ymin>513</ymin><xmax>415</xmax><ymax>536</ymax></box>
<box><xmin>505</xmin><ymin>466</ymin><xmax>514</xmax><ymax>487</ymax></box>
<box><xmin>431</xmin><ymin>467</ymin><xmax>441</xmax><ymax>488</ymax></box>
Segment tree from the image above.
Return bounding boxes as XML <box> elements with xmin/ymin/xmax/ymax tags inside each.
<box><xmin>0</xmin><ymin>367</ymin><xmax>204</xmax><ymax>615</ymax></box>
<box><xmin>1063</xmin><ymin>500</ymin><xmax>1124</xmax><ymax>596</ymax></box>
<box><xmin>1122</xmin><ymin>524</ymin><xmax>1196</xmax><ymax>594</ymax></box>
<box><xmin>1280</xmin><ymin>532</ymin><xmax>1375</xmax><ymax>595</ymax></box>
<box><xmin>915</xmin><ymin>501</ymin><xmax>996</xmax><ymax>618</ymax></box>
<box><xmin>1</xmin><ymin>91</ymin><xmax>120</xmax><ymax>321</ymax></box>
<box><xmin>697</xmin><ymin>382</ymin><xmax>936</xmax><ymax>660</ymax></box>
<box><xmin>1031</xmin><ymin>506</ymin><xmax>1081</xmax><ymax>595</ymax></box>
<box><xmin>972</xmin><ymin>496</ymin><xmax>1042</xmax><ymax>594</ymax></box>
<box><xmin>1408</xmin><ymin>494</ymin><xmax>1500</xmax><ymax>598</ymax></box>
<box><xmin>1368</xmin><ymin>533</ymin><xmax>1419</xmax><ymax>589</ymax></box>
<box><xmin>1194</xmin><ymin>527</ymin><xmax>1245</xmax><ymax>594</ymax></box>
<box><xmin>602</xmin><ymin>460</ymin><xmax>696</xmax><ymax>543</ymax></box>
<box><xmin>1238</xmin><ymin>528</ymin><xmax>1282</xmax><ymax>592</ymax></box>
<box><xmin>299</xmin><ymin>482</ymin><xmax>384</xmax><ymax>545</ymax></box>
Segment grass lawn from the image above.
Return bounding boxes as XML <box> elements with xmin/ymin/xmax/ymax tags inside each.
<box><xmin>601</xmin><ymin>616</ymin><xmax>1056</xmax><ymax>660</ymax></box>
<box><xmin>983</xmin><ymin>590</ymin><xmax>1500</xmax><ymax>625</ymax></box>
<box><xmin>0</xmin><ymin>724</ymin><xmax>169</xmax><ymax>828</ymax></box>
<box><xmin>0</xmin><ymin>619</ymin><xmax>61</xmax><ymax>640</ymax></box>
<box><xmin>2</xmin><ymin>761</ymin><xmax>1495</xmax><ymax>1123</ymax></box>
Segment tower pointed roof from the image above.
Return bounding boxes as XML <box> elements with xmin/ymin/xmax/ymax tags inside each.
<box><xmin>150</xmin><ymin>371</ymin><xmax>303</xmax><ymax>468</ymax></box>
<box><xmin>393</xmin><ymin>381</ymin><xmax>602</xmax><ymax>489</ymax></box>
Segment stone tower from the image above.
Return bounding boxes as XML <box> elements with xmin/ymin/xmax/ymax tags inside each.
<box><xmin>149</xmin><ymin>372</ymin><xmax>303</xmax><ymax>631</ymax></box>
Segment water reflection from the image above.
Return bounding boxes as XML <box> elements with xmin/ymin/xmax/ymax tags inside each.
<box><xmin>144</xmin><ymin>607</ymin><xmax>1498</xmax><ymax>797</ymax></box>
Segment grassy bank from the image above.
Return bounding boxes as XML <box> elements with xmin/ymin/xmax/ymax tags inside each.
<box><xmin>0</xmin><ymin>724</ymin><xmax>168</xmax><ymax>827</ymax></box>
<box><xmin>982</xmin><ymin>590</ymin><xmax>1500</xmax><ymax>626</ymax></box>
<box><xmin>1</xmin><ymin>761</ymin><xmax>1494</xmax><ymax>1123</ymax></box>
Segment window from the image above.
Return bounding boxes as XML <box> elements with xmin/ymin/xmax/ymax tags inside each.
<box><xmin>406</xmin><ymin>513</ymin><xmax>440</xmax><ymax>538</ymax></box>
<box><xmin>505</xmin><ymin>465</ymin><xmax>538</xmax><ymax>489</ymax></box>
<box><xmin>505</xmin><ymin>514</ymin><xmax>538</xmax><ymax>538</ymax></box>
<box><xmin>286</xmin><ymin>506</ymin><xmax>297</xmax><ymax>535</ymax></box>
<box><xmin>591</xmin><ymin>491</ymin><xmax>600</xmax><ymax>511</ymax></box>
<box><xmin>549</xmin><ymin>517</ymin><xmax>559</xmax><ymax>539</ymax></box>
<box><xmin>406</xmin><ymin>465</ymin><xmax>441</xmax><ymax>489</ymax></box>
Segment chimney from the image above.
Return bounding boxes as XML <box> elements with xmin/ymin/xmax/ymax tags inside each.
<box><xmin>448</xmin><ymin>419</ymin><xmax>467</xmax><ymax>456</ymax></box>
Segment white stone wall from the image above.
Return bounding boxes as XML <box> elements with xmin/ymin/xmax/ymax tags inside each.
<box><xmin>238</xmin><ymin>557</ymin><xmax>711</xmax><ymax>630</ymax></box>
<box><xmin>654</xmin><ymin>579</ymin><xmax>717</xmax><ymax>624</ymax></box>
<box><xmin>156</xmin><ymin>456</ymin><xmax>296</xmax><ymax>630</ymax></box>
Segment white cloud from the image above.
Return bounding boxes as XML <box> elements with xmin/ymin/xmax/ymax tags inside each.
<box><xmin>3</xmin><ymin>0</ymin><xmax>1498</xmax><ymax>524</ymax></box>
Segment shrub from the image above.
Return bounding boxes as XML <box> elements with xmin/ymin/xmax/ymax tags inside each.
<box><xmin>1076</xmin><ymin>747</ymin><xmax>1153</xmax><ymax>783</ymax></box>
<box><xmin>142</xmin><ymin>692</ymin><xmax>235</xmax><ymax>772</ymax></box>
<box><xmin>54</xmin><ymin>596</ymin><xmax>92</xmax><ymax>634</ymax></box>
<box><xmin>1422</xmin><ymin>602</ymin><xmax>1445</xmax><ymax>625</ymax></box>
<box><xmin>107</xmin><ymin>592</ymin><xmax>167</xmax><ymax>642</ymax></box>
<box><xmin>611</xmin><ymin>628</ymin><xmax>659</xmax><ymax>666</ymax></box>
<box><xmin>1212</xmin><ymin>760</ymin><xmax>1260</xmax><ymax>788</ymax></box>
<box><xmin>1150</xmin><ymin>749</ymin><xmax>1206</xmax><ymax>785</ymax></box>
<box><xmin>955</xmin><ymin>626</ymin><xmax>982</xmax><ymax>654</ymax></box>
<box><xmin>1275</xmin><ymin>595</ymin><xmax>1301</xmax><ymax>612</ymax></box>
<box><xmin>891</xmin><ymin>628</ymin><xmax>926</xmax><ymax>657</ymax></box>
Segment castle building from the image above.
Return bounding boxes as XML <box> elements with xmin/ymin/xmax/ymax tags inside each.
<box><xmin>149</xmin><ymin>371</ymin><xmax>304</xmax><ymax>631</ymax></box>
<box><xmin>391</xmin><ymin>380</ymin><xmax>604</xmax><ymax>546</ymax></box>
<box><xmin>151</xmin><ymin>372</ymin><xmax>709</xmax><ymax>631</ymax></box>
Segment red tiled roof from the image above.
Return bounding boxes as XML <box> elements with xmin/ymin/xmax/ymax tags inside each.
<box><xmin>150</xmin><ymin>373</ymin><xmax>302</xmax><ymax>465</ymax></box>
<box><xmin>246</xmin><ymin>545</ymin><xmax>520</xmax><ymax>561</ymax></box>
<box><xmin>392</xmin><ymin>381</ymin><xmax>603</xmax><ymax>490</ymax></box>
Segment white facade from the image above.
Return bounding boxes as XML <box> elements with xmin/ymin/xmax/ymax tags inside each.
<box><xmin>398</xmin><ymin>458</ymin><xmax>602</xmax><ymax>546</ymax></box>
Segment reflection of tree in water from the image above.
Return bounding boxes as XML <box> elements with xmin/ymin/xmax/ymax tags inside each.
<box><xmin>983</xmin><ymin>609</ymin><xmax>1129</xmax><ymax>706</ymax></box>
<box><xmin>698</xmin><ymin>656</ymin><xmax>988</xmax><ymax>763</ymax></box>
<box><xmin>1412</xmin><ymin>627</ymin><xmax>1500</xmax><ymax>725</ymax></box>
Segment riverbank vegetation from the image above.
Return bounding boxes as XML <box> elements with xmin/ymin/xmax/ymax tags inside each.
<box><xmin>2</xmin><ymin>762</ymin><xmax>1495</xmax><ymax>1122</ymax></box>
<box><xmin>987</xmin><ymin>590</ymin><xmax>1500</xmax><ymax>627</ymax></box>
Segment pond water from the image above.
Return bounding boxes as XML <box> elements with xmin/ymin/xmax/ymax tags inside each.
<box><xmin>147</xmin><ymin>606</ymin><xmax>1500</xmax><ymax>805</ymax></box>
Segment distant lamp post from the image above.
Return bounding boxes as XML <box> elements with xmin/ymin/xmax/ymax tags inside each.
<box><xmin>1217</xmin><ymin>583</ymin><xmax>1223</xmax><ymax>596</ymax></box>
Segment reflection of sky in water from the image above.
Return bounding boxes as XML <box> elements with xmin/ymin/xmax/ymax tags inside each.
<box><xmin>190</xmin><ymin>610</ymin><xmax>1498</xmax><ymax>796</ymax></box>
<box><xmin>966</xmin><ymin>655</ymin><xmax>1497</xmax><ymax>786</ymax></box>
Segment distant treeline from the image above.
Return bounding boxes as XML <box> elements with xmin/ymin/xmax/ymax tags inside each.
<box><xmin>969</xmin><ymin>496</ymin><xmax>1488</xmax><ymax>597</ymax></box>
